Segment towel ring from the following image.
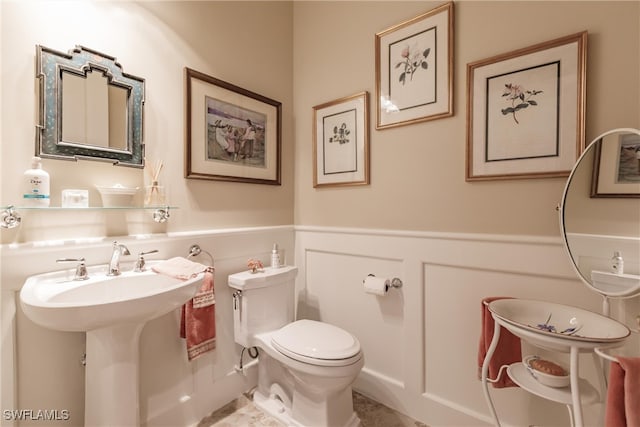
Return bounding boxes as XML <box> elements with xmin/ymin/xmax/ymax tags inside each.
<box><xmin>187</xmin><ymin>244</ymin><xmax>214</xmax><ymax>271</ymax></box>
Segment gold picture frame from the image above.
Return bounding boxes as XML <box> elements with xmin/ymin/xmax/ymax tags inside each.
<box><xmin>591</xmin><ymin>131</ymin><xmax>640</xmax><ymax>198</ymax></box>
<box><xmin>185</xmin><ymin>67</ymin><xmax>281</xmax><ymax>185</ymax></box>
<box><xmin>466</xmin><ymin>32</ymin><xmax>587</xmax><ymax>181</ymax></box>
<box><xmin>375</xmin><ymin>2</ymin><xmax>454</xmax><ymax>130</ymax></box>
<box><xmin>313</xmin><ymin>92</ymin><xmax>370</xmax><ymax>188</ymax></box>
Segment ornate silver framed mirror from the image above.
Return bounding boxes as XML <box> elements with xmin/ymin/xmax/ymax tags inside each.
<box><xmin>36</xmin><ymin>45</ymin><xmax>145</xmax><ymax>167</ymax></box>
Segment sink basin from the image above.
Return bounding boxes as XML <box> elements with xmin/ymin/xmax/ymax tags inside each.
<box><xmin>20</xmin><ymin>261</ymin><xmax>204</xmax><ymax>332</ymax></box>
<box><xmin>489</xmin><ymin>298</ymin><xmax>630</xmax><ymax>344</ymax></box>
<box><xmin>19</xmin><ymin>260</ymin><xmax>206</xmax><ymax>426</ymax></box>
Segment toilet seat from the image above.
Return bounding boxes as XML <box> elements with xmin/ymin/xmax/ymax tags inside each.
<box><xmin>271</xmin><ymin>319</ymin><xmax>362</xmax><ymax>367</ymax></box>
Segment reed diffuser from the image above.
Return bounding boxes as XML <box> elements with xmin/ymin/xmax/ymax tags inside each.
<box><xmin>145</xmin><ymin>159</ymin><xmax>165</xmax><ymax>206</ymax></box>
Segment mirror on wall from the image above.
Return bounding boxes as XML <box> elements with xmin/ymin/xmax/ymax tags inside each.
<box><xmin>36</xmin><ymin>45</ymin><xmax>145</xmax><ymax>167</ymax></box>
<box><xmin>560</xmin><ymin>128</ymin><xmax>640</xmax><ymax>295</ymax></box>
<box><xmin>61</xmin><ymin>69</ymin><xmax>128</xmax><ymax>150</ymax></box>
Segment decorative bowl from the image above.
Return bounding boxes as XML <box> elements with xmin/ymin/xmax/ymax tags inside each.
<box><xmin>96</xmin><ymin>184</ymin><xmax>139</xmax><ymax>207</ymax></box>
<box><xmin>524</xmin><ymin>355</ymin><xmax>569</xmax><ymax>388</ymax></box>
<box><xmin>489</xmin><ymin>298</ymin><xmax>630</xmax><ymax>343</ymax></box>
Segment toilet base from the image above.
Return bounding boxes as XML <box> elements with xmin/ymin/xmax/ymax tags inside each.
<box><xmin>253</xmin><ymin>389</ymin><xmax>361</xmax><ymax>427</ymax></box>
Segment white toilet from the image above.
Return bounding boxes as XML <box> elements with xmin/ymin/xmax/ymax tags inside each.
<box><xmin>228</xmin><ymin>266</ymin><xmax>364</xmax><ymax>427</ymax></box>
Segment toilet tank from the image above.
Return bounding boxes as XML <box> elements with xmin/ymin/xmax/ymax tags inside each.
<box><xmin>228</xmin><ymin>266</ymin><xmax>298</xmax><ymax>348</ymax></box>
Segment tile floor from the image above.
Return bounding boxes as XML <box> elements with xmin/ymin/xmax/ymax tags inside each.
<box><xmin>198</xmin><ymin>390</ymin><xmax>428</xmax><ymax>427</ymax></box>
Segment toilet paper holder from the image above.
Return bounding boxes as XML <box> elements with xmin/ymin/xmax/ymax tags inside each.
<box><xmin>366</xmin><ymin>274</ymin><xmax>403</xmax><ymax>289</ymax></box>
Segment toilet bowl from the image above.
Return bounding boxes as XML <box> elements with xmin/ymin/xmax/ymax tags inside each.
<box><xmin>228</xmin><ymin>267</ymin><xmax>364</xmax><ymax>427</ymax></box>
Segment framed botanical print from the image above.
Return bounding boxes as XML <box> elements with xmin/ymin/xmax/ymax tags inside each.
<box><xmin>466</xmin><ymin>32</ymin><xmax>587</xmax><ymax>181</ymax></box>
<box><xmin>313</xmin><ymin>92</ymin><xmax>369</xmax><ymax>188</ymax></box>
<box><xmin>375</xmin><ymin>2</ymin><xmax>454</xmax><ymax>130</ymax></box>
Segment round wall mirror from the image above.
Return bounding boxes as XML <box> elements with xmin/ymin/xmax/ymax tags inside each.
<box><xmin>560</xmin><ymin>128</ymin><xmax>640</xmax><ymax>297</ymax></box>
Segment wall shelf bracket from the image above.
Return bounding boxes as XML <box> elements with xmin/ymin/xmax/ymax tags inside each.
<box><xmin>0</xmin><ymin>206</ymin><xmax>21</xmax><ymax>229</ymax></box>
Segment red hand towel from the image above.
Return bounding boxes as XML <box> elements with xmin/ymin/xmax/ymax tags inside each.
<box><xmin>477</xmin><ymin>296</ymin><xmax>522</xmax><ymax>388</ymax></box>
<box><xmin>605</xmin><ymin>356</ymin><xmax>640</xmax><ymax>427</ymax></box>
<box><xmin>180</xmin><ymin>271</ymin><xmax>216</xmax><ymax>361</ymax></box>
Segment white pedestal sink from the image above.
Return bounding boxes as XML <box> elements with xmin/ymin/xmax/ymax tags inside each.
<box><xmin>20</xmin><ymin>261</ymin><xmax>205</xmax><ymax>427</ymax></box>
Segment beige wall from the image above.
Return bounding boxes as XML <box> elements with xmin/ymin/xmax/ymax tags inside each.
<box><xmin>293</xmin><ymin>1</ymin><xmax>640</xmax><ymax>236</ymax></box>
<box><xmin>1</xmin><ymin>2</ymin><xmax>639</xmax><ymax>425</ymax></box>
<box><xmin>2</xmin><ymin>1</ymin><xmax>638</xmax><ymax>241</ymax></box>
<box><xmin>1</xmin><ymin>1</ymin><xmax>294</xmax><ymax>244</ymax></box>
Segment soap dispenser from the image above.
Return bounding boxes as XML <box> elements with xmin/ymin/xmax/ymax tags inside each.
<box><xmin>611</xmin><ymin>251</ymin><xmax>624</xmax><ymax>275</ymax></box>
<box><xmin>271</xmin><ymin>244</ymin><xmax>281</xmax><ymax>269</ymax></box>
<box><xmin>22</xmin><ymin>156</ymin><xmax>50</xmax><ymax>207</ymax></box>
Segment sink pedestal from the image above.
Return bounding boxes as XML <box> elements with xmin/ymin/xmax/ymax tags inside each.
<box><xmin>20</xmin><ymin>263</ymin><xmax>207</xmax><ymax>426</ymax></box>
<box><xmin>85</xmin><ymin>322</ymin><xmax>145</xmax><ymax>427</ymax></box>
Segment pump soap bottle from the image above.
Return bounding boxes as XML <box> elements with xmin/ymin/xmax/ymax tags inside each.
<box><xmin>271</xmin><ymin>244</ymin><xmax>281</xmax><ymax>269</ymax></box>
<box><xmin>611</xmin><ymin>251</ymin><xmax>624</xmax><ymax>275</ymax></box>
<box><xmin>23</xmin><ymin>156</ymin><xmax>50</xmax><ymax>207</ymax></box>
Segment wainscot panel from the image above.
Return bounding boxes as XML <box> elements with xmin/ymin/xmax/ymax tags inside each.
<box><xmin>294</xmin><ymin>226</ymin><xmax>640</xmax><ymax>427</ymax></box>
<box><xmin>1</xmin><ymin>226</ymin><xmax>293</xmax><ymax>427</ymax></box>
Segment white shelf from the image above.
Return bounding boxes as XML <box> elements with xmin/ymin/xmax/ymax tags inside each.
<box><xmin>507</xmin><ymin>363</ymin><xmax>600</xmax><ymax>405</ymax></box>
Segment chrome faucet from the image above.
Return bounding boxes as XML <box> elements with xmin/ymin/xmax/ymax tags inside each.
<box><xmin>108</xmin><ymin>241</ymin><xmax>131</xmax><ymax>276</ymax></box>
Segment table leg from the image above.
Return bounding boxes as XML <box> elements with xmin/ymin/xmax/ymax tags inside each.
<box><xmin>569</xmin><ymin>346</ymin><xmax>583</xmax><ymax>427</ymax></box>
<box><xmin>565</xmin><ymin>404</ymin><xmax>575</xmax><ymax>427</ymax></box>
<box><xmin>481</xmin><ymin>318</ymin><xmax>502</xmax><ymax>427</ymax></box>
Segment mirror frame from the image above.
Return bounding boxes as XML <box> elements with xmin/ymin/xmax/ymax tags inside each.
<box><xmin>36</xmin><ymin>45</ymin><xmax>145</xmax><ymax>168</ymax></box>
<box><xmin>560</xmin><ymin>127</ymin><xmax>640</xmax><ymax>295</ymax></box>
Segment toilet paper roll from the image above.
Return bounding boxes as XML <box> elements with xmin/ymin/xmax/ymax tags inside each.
<box><xmin>363</xmin><ymin>276</ymin><xmax>389</xmax><ymax>295</ymax></box>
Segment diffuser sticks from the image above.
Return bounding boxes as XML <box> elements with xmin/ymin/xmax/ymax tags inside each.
<box><xmin>145</xmin><ymin>159</ymin><xmax>165</xmax><ymax>206</ymax></box>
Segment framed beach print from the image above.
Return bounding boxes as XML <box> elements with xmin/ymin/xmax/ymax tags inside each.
<box><xmin>466</xmin><ymin>32</ymin><xmax>587</xmax><ymax>181</ymax></box>
<box><xmin>313</xmin><ymin>92</ymin><xmax>369</xmax><ymax>188</ymax></box>
<box><xmin>375</xmin><ymin>2</ymin><xmax>453</xmax><ymax>130</ymax></box>
<box><xmin>185</xmin><ymin>67</ymin><xmax>281</xmax><ymax>185</ymax></box>
<box><xmin>591</xmin><ymin>131</ymin><xmax>640</xmax><ymax>198</ymax></box>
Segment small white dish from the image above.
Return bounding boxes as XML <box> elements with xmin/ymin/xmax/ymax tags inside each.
<box><xmin>524</xmin><ymin>355</ymin><xmax>569</xmax><ymax>388</ymax></box>
<box><xmin>96</xmin><ymin>184</ymin><xmax>139</xmax><ymax>207</ymax></box>
<box><xmin>61</xmin><ymin>189</ymin><xmax>89</xmax><ymax>208</ymax></box>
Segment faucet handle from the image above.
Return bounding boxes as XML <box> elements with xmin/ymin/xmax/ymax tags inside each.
<box><xmin>56</xmin><ymin>257</ymin><xmax>89</xmax><ymax>281</ymax></box>
<box><xmin>134</xmin><ymin>250</ymin><xmax>159</xmax><ymax>272</ymax></box>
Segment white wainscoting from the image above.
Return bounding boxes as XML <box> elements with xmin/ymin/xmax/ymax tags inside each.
<box><xmin>3</xmin><ymin>226</ymin><xmax>638</xmax><ymax>427</ymax></box>
<box><xmin>1</xmin><ymin>226</ymin><xmax>293</xmax><ymax>427</ymax></box>
<box><xmin>294</xmin><ymin>226</ymin><xmax>640</xmax><ymax>427</ymax></box>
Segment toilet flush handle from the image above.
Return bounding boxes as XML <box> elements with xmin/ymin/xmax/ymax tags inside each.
<box><xmin>232</xmin><ymin>290</ymin><xmax>242</xmax><ymax>317</ymax></box>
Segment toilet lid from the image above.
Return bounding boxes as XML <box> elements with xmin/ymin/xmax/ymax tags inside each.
<box><xmin>271</xmin><ymin>319</ymin><xmax>361</xmax><ymax>362</ymax></box>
